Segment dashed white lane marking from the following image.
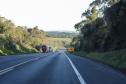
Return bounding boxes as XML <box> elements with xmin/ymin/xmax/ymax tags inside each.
<box><xmin>64</xmin><ymin>53</ymin><xmax>86</xmax><ymax>84</ymax></box>
<box><xmin>0</xmin><ymin>57</ymin><xmax>41</xmax><ymax>75</ymax></box>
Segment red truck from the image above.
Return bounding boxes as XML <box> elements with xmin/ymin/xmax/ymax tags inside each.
<box><xmin>42</xmin><ymin>45</ymin><xmax>47</xmax><ymax>53</ymax></box>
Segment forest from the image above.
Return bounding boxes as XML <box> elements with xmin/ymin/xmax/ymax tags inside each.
<box><xmin>72</xmin><ymin>0</ymin><xmax>126</xmax><ymax>70</ymax></box>
<box><xmin>0</xmin><ymin>16</ymin><xmax>47</xmax><ymax>55</ymax></box>
<box><xmin>72</xmin><ymin>0</ymin><xmax>126</xmax><ymax>52</ymax></box>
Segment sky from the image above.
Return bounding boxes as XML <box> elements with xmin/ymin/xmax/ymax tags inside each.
<box><xmin>0</xmin><ymin>0</ymin><xmax>92</xmax><ymax>31</ymax></box>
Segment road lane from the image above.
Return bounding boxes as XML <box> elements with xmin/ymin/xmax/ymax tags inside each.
<box><xmin>0</xmin><ymin>56</ymin><xmax>41</xmax><ymax>75</ymax></box>
<box><xmin>0</xmin><ymin>53</ymin><xmax>54</xmax><ymax>70</ymax></box>
<box><xmin>64</xmin><ymin>53</ymin><xmax>86</xmax><ymax>84</ymax></box>
<box><xmin>0</xmin><ymin>52</ymin><xmax>126</xmax><ymax>84</ymax></box>
<box><xmin>68</xmin><ymin>53</ymin><xmax>126</xmax><ymax>84</ymax></box>
<box><xmin>0</xmin><ymin>52</ymin><xmax>80</xmax><ymax>84</ymax></box>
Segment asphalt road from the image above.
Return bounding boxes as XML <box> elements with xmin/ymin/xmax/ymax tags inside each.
<box><xmin>0</xmin><ymin>52</ymin><xmax>126</xmax><ymax>84</ymax></box>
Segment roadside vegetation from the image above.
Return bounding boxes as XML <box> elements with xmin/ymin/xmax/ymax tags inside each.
<box><xmin>73</xmin><ymin>49</ymin><xmax>126</xmax><ymax>70</ymax></box>
<box><xmin>71</xmin><ymin>0</ymin><xmax>126</xmax><ymax>72</ymax></box>
<box><xmin>0</xmin><ymin>17</ymin><xmax>72</xmax><ymax>56</ymax></box>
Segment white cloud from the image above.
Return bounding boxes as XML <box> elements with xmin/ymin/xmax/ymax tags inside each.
<box><xmin>0</xmin><ymin>0</ymin><xmax>92</xmax><ymax>31</ymax></box>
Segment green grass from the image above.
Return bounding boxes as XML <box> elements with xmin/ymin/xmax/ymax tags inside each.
<box><xmin>0</xmin><ymin>45</ymin><xmax>38</xmax><ymax>56</ymax></box>
<box><xmin>0</xmin><ymin>48</ymin><xmax>14</xmax><ymax>56</ymax></box>
<box><xmin>73</xmin><ymin>49</ymin><xmax>126</xmax><ymax>70</ymax></box>
<box><xmin>0</xmin><ymin>50</ymin><xmax>6</xmax><ymax>55</ymax></box>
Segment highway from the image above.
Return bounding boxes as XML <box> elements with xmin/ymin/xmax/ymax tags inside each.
<box><xmin>0</xmin><ymin>52</ymin><xmax>126</xmax><ymax>84</ymax></box>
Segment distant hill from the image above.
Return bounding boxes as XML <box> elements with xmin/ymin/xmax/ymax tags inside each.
<box><xmin>46</xmin><ymin>31</ymin><xmax>78</xmax><ymax>38</ymax></box>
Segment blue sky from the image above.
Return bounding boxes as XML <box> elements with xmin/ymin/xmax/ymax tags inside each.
<box><xmin>0</xmin><ymin>0</ymin><xmax>92</xmax><ymax>31</ymax></box>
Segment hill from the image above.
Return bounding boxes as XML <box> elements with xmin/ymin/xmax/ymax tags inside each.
<box><xmin>46</xmin><ymin>31</ymin><xmax>78</xmax><ymax>38</ymax></box>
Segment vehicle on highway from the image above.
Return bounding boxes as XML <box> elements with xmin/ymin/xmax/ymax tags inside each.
<box><xmin>67</xmin><ymin>48</ymin><xmax>75</xmax><ymax>53</ymax></box>
<box><xmin>42</xmin><ymin>45</ymin><xmax>47</xmax><ymax>53</ymax></box>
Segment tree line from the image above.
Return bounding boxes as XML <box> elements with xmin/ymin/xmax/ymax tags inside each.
<box><xmin>0</xmin><ymin>16</ymin><xmax>46</xmax><ymax>55</ymax></box>
<box><xmin>72</xmin><ymin>0</ymin><xmax>126</xmax><ymax>52</ymax></box>
<box><xmin>46</xmin><ymin>31</ymin><xmax>78</xmax><ymax>38</ymax></box>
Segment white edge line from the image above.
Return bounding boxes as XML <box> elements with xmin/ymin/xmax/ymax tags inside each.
<box><xmin>64</xmin><ymin>53</ymin><xmax>86</xmax><ymax>84</ymax></box>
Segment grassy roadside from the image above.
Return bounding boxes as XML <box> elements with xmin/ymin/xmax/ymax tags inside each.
<box><xmin>72</xmin><ymin>49</ymin><xmax>126</xmax><ymax>74</ymax></box>
<box><xmin>0</xmin><ymin>50</ymin><xmax>38</xmax><ymax>56</ymax></box>
<box><xmin>0</xmin><ymin>48</ymin><xmax>38</xmax><ymax>56</ymax></box>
